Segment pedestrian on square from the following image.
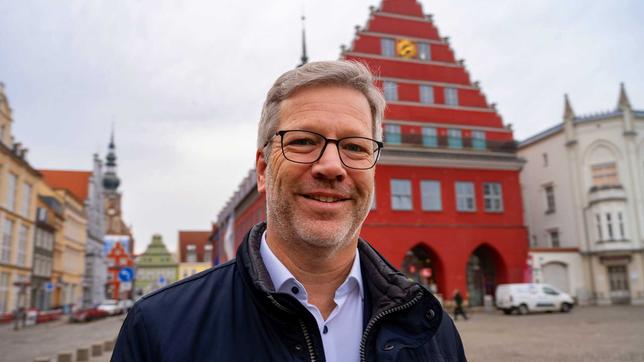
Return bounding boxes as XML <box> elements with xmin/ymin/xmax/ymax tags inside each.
<box><xmin>453</xmin><ymin>289</ymin><xmax>469</xmax><ymax>321</ymax></box>
<box><xmin>112</xmin><ymin>60</ymin><xmax>466</xmax><ymax>362</ymax></box>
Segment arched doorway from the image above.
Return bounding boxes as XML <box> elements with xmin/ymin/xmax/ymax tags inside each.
<box><xmin>401</xmin><ymin>244</ymin><xmax>443</xmax><ymax>295</ymax></box>
<box><xmin>542</xmin><ymin>262</ymin><xmax>570</xmax><ymax>293</ymax></box>
<box><xmin>466</xmin><ymin>244</ymin><xmax>505</xmax><ymax>306</ymax></box>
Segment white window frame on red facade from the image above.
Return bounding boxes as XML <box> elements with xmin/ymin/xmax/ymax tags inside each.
<box><xmin>391</xmin><ymin>179</ymin><xmax>413</xmax><ymax>211</ymax></box>
<box><xmin>455</xmin><ymin>181</ymin><xmax>476</xmax><ymax>212</ymax></box>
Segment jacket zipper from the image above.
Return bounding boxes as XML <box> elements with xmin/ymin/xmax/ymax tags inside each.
<box><xmin>268</xmin><ymin>295</ymin><xmax>317</xmax><ymax>362</ymax></box>
<box><xmin>298</xmin><ymin>318</ymin><xmax>317</xmax><ymax>362</ymax></box>
<box><xmin>359</xmin><ymin>291</ymin><xmax>424</xmax><ymax>362</ymax></box>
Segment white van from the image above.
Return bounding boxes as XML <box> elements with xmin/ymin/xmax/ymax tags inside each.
<box><xmin>495</xmin><ymin>283</ymin><xmax>574</xmax><ymax>315</ymax></box>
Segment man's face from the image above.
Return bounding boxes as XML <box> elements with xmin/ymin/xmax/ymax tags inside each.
<box><xmin>256</xmin><ymin>85</ymin><xmax>375</xmax><ymax>252</ymax></box>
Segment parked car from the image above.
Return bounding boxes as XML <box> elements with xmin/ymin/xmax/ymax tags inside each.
<box><xmin>495</xmin><ymin>283</ymin><xmax>574</xmax><ymax>315</ymax></box>
<box><xmin>119</xmin><ymin>299</ymin><xmax>134</xmax><ymax>313</ymax></box>
<box><xmin>69</xmin><ymin>307</ymin><xmax>108</xmax><ymax>323</ymax></box>
<box><xmin>97</xmin><ymin>299</ymin><xmax>124</xmax><ymax>316</ymax></box>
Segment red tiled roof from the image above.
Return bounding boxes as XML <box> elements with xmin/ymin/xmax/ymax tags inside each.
<box><xmin>40</xmin><ymin>170</ymin><xmax>92</xmax><ymax>202</ymax></box>
<box><xmin>178</xmin><ymin>231</ymin><xmax>211</xmax><ymax>263</ymax></box>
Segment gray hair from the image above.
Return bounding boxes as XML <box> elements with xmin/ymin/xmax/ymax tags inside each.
<box><xmin>257</xmin><ymin>60</ymin><xmax>385</xmax><ymax>152</ymax></box>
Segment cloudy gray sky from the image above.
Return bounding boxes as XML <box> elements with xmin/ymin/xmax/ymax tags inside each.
<box><xmin>1</xmin><ymin>0</ymin><xmax>642</xmax><ymax>254</ymax></box>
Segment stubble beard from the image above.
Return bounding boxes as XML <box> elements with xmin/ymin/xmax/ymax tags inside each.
<box><xmin>265</xmin><ymin>166</ymin><xmax>371</xmax><ymax>255</ymax></box>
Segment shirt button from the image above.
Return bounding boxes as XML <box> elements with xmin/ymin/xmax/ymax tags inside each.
<box><xmin>291</xmin><ymin>286</ymin><xmax>299</xmax><ymax>295</ymax></box>
<box><xmin>323</xmin><ymin>326</ymin><xmax>328</xmax><ymax>334</ymax></box>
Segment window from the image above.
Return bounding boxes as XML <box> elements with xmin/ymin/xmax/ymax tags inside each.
<box><xmin>6</xmin><ymin>173</ymin><xmax>17</xmax><ymax>211</ymax></box>
<box><xmin>391</xmin><ymin>179</ymin><xmax>413</xmax><ymax>210</ymax></box>
<box><xmin>37</xmin><ymin>207</ymin><xmax>48</xmax><ymax>222</ymax></box>
<box><xmin>384</xmin><ymin>124</ymin><xmax>401</xmax><ymax>144</ymax></box>
<box><xmin>596</xmin><ymin>214</ymin><xmax>603</xmax><ymax>241</ymax></box>
<box><xmin>455</xmin><ymin>182</ymin><xmax>476</xmax><ymax>211</ymax></box>
<box><xmin>17</xmin><ymin>225</ymin><xmax>28</xmax><ymax>266</ymax></box>
<box><xmin>444</xmin><ymin>87</ymin><xmax>459</xmax><ymax>106</ymax></box>
<box><xmin>544</xmin><ymin>185</ymin><xmax>556</xmax><ymax>213</ymax></box>
<box><xmin>186</xmin><ymin>245</ymin><xmax>196</xmax><ymax>263</ymax></box>
<box><xmin>591</xmin><ymin>162</ymin><xmax>619</xmax><ymax>187</ymax></box>
<box><xmin>483</xmin><ymin>183</ymin><xmax>503</xmax><ymax>212</ymax></box>
<box><xmin>606</xmin><ymin>213</ymin><xmax>614</xmax><ymax>240</ymax></box>
<box><xmin>618</xmin><ymin>212</ymin><xmax>625</xmax><ymax>239</ymax></box>
<box><xmin>543</xmin><ymin>286</ymin><xmax>559</xmax><ymax>295</ymax></box>
<box><xmin>381</xmin><ymin>38</ymin><xmax>395</xmax><ymax>57</ymax></box>
<box><xmin>417</xmin><ymin>42</ymin><xmax>431</xmax><ymax>60</ymax></box>
<box><xmin>204</xmin><ymin>244</ymin><xmax>213</xmax><ymax>263</ymax></box>
<box><xmin>383</xmin><ymin>81</ymin><xmax>398</xmax><ymax>101</ymax></box>
<box><xmin>1</xmin><ymin>219</ymin><xmax>12</xmax><ymax>263</ymax></box>
<box><xmin>0</xmin><ymin>272</ymin><xmax>9</xmax><ymax>313</ymax></box>
<box><xmin>447</xmin><ymin>129</ymin><xmax>463</xmax><ymax>149</ymax></box>
<box><xmin>21</xmin><ymin>182</ymin><xmax>32</xmax><ymax>217</ymax></box>
<box><xmin>471</xmin><ymin>130</ymin><xmax>486</xmax><ymax>150</ymax></box>
<box><xmin>421</xmin><ymin>181</ymin><xmax>442</xmax><ymax>211</ymax></box>
<box><xmin>549</xmin><ymin>230</ymin><xmax>560</xmax><ymax>248</ymax></box>
<box><xmin>543</xmin><ymin>153</ymin><xmax>549</xmax><ymax>167</ymax></box>
<box><xmin>419</xmin><ymin>85</ymin><xmax>434</xmax><ymax>104</ymax></box>
<box><xmin>422</xmin><ymin>127</ymin><xmax>437</xmax><ymax>147</ymax></box>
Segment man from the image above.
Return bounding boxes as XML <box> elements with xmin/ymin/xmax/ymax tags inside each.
<box><xmin>112</xmin><ymin>60</ymin><xmax>466</xmax><ymax>361</ymax></box>
<box><xmin>453</xmin><ymin>289</ymin><xmax>469</xmax><ymax>321</ymax></box>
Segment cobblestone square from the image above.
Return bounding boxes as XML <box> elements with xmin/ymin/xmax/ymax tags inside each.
<box><xmin>457</xmin><ymin>305</ymin><xmax>644</xmax><ymax>362</ymax></box>
<box><xmin>2</xmin><ymin>306</ymin><xmax>643</xmax><ymax>361</ymax></box>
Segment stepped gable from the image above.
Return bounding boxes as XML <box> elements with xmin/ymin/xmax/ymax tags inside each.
<box><xmin>343</xmin><ymin>0</ymin><xmax>509</xmax><ymax>136</ymax></box>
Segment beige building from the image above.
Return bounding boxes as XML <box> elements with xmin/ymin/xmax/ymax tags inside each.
<box><xmin>0</xmin><ymin>83</ymin><xmax>40</xmax><ymax>315</ymax></box>
<box><xmin>519</xmin><ymin>84</ymin><xmax>644</xmax><ymax>305</ymax></box>
<box><xmin>55</xmin><ymin>190</ymin><xmax>87</xmax><ymax>310</ymax></box>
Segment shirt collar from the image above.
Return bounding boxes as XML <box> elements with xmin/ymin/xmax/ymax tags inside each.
<box><xmin>260</xmin><ymin>231</ymin><xmax>364</xmax><ymax>299</ymax></box>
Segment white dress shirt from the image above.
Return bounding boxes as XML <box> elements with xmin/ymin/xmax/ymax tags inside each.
<box><xmin>260</xmin><ymin>232</ymin><xmax>364</xmax><ymax>362</ymax></box>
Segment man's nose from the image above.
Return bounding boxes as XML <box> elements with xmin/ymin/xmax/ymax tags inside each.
<box><xmin>311</xmin><ymin>143</ymin><xmax>347</xmax><ymax>182</ymax></box>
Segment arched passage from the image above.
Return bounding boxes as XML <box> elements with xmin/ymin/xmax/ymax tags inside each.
<box><xmin>401</xmin><ymin>243</ymin><xmax>445</xmax><ymax>296</ymax></box>
<box><xmin>466</xmin><ymin>244</ymin><xmax>508</xmax><ymax>306</ymax></box>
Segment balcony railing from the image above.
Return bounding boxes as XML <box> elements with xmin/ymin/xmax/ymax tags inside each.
<box><xmin>384</xmin><ymin>134</ymin><xmax>518</xmax><ymax>154</ymax></box>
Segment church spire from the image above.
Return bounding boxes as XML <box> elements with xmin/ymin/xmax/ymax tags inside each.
<box><xmin>103</xmin><ymin>127</ymin><xmax>121</xmax><ymax>192</ymax></box>
<box><xmin>298</xmin><ymin>15</ymin><xmax>309</xmax><ymax>67</ymax></box>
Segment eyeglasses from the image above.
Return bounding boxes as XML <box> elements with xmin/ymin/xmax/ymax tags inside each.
<box><xmin>265</xmin><ymin>130</ymin><xmax>384</xmax><ymax>170</ymax></box>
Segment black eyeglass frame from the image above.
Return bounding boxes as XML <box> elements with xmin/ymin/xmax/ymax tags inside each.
<box><xmin>264</xmin><ymin>129</ymin><xmax>384</xmax><ymax>170</ymax></box>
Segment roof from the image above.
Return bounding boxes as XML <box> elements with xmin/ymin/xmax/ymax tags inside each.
<box><xmin>178</xmin><ymin>230</ymin><xmax>211</xmax><ymax>263</ymax></box>
<box><xmin>39</xmin><ymin>170</ymin><xmax>92</xmax><ymax>202</ymax></box>
<box><xmin>519</xmin><ymin>108</ymin><xmax>644</xmax><ymax>148</ymax></box>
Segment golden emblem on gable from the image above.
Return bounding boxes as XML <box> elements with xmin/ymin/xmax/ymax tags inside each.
<box><xmin>396</xmin><ymin>39</ymin><xmax>417</xmax><ymax>58</ymax></box>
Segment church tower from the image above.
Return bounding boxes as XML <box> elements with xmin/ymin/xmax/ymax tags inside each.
<box><xmin>103</xmin><ymin>131</ymin><xmax>135</xmax><ymax>254</ymax></box>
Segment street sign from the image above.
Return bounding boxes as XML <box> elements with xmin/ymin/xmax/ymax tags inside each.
<box><xmin>44</xmin><ymin>282</ymin><xmax>54</xmax><ymax>292</ymax></box>
<box><xmin>118</xmin><ymin>267</ymin><xmax>134</xmax><ymax>282</ymax></box>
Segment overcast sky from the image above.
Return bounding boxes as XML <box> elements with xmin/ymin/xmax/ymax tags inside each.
<box><xmin>1</xmin><ymin>0</ymin><xmax>642</xmax><ymax>254</ymax></box>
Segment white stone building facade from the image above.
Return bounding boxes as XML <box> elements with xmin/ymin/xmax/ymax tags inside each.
<box><xmin>519</xmin><ymin>84</ymin><xmax>644</xmax><ymax>305</ymax></box>
<box><xmin>83</xmin><ymin>154</ymin><xmax>107</xmax><ymax>307</ymax></box>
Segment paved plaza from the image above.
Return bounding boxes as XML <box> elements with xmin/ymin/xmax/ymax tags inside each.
<box><xmin>1</xmin><ymin>305</ymin><xmax>643</xmax><ymax>361</ymax></box>
<box><xmin>457</xmin><ymin>305</ymin><xmax>644</xmax><ymax>362</ymax></box>
<box><xmin>0</xmin><ymin>315</ymin><xmax>123</xmax><ymax>362</ymax></box>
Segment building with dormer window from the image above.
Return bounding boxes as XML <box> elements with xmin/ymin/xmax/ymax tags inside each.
<box><xmin>520</xmin><ymin>84</ymin><xmax>644</xmax><ymax>305</ymax></box>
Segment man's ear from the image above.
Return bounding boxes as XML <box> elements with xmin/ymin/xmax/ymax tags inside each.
<box><xmin>256</xmin><ymin>149</ymin><xmax>267</xmax><ymax>194</ymax></box>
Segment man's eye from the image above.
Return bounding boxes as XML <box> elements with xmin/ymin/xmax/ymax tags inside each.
<box><xmin>343</xmin><ymin>143</ymin><xmax>369</xmax><ymax>153</ymax></box>
<box><xmin>289</xmin><ymin>138</ymin><xmax>317</xmax><ymax>146</ymax></box>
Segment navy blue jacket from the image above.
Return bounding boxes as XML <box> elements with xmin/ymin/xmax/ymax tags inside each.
<box><xmin>112</xmin><ymin>223</ymin><xmax>466</xmax><ymax>361</ymax></box>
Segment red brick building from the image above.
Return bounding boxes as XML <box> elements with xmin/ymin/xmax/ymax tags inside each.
<box><xmin>217</xmin><ymin>0</ymin><xmax>528</xmax><ymax>304</ymax></box>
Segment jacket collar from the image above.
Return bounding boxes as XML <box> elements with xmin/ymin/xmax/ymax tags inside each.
<box><xmin>238</xmin><ymin>223</ymin><xmax>441</xmax><ymax>318</ymax></box>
